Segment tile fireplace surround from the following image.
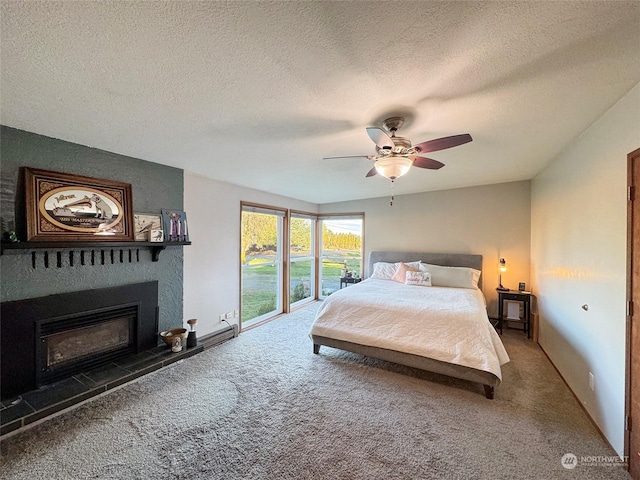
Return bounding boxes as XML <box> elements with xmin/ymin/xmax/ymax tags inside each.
<box><xmin>0</xmin><ymin>281</ymin><xmax>236</xmax><ymax>437</ymax></box>
<box><xmin>2</xmin><ymin>282</ymin><xmax>160</xmax><ymax>398</ymax></box>
<box><xmin>0</xmin><ymin>326</ymin><xmax>234</xmax><ymax>437</ymax></box>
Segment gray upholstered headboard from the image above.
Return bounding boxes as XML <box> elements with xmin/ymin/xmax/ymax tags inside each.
<box><xmin>367</xmin><ymin>251</ymin><xmax>483</xmax><ymax>289</ymax></box>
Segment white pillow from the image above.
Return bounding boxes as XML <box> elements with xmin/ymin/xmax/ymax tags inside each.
<box><xmin>405</xmin><ymin>271</ymin><xmax>432</xmax><ymax>286</ymax></box>
<box><xmin>370</xmin><ymin>262</ymin><xmax>397</xmax><ymax>280</ymax></box>
<box><xmin>370</xmin><ymin>261</ymin><xmax>422</xmax><ymax>280</ymax></box>
<box><xmin>404</xmin><ymin>261</ymin><xmax>422</xmax><ymax>270</ymax></box>
<box><xmin>419</xmin><ymin>263</ymin><xmax>481</xmax><ymax>289</ymax></box>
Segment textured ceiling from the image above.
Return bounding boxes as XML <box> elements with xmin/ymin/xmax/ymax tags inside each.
<box><xmin>1</xmin><ymin>1</ymin><xmax>639</xmax><ymax>204</ymax></box>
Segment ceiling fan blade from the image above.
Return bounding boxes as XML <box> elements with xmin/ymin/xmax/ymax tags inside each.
<box><xmin>323</xmin><ymin>155</ymin><xmax>374</xmax><ymax>160</ymax></box>
<box><xmin>413</xmin><ymin>134</ymin><xmax>472</xmax><ymax>154</ymax></box>
<box><xmin>410</xmin><ymin>156</ymin><xmax>445</xmax><ymax>170</ymax></box>
<box><xmin>365</xmin><ymin>167</ymin><xmax>378</xmax><ymax>177</ymax></box>
<box><xmin>366</xmin><ymin>127</ymin><xmax>394</xmax><ymax>149</ymax></box>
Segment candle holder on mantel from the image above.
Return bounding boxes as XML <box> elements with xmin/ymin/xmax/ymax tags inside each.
<box><xmin>186</xmin><ymin>318</ymin><xmax>198</xmax><ymax>348</ymax></box>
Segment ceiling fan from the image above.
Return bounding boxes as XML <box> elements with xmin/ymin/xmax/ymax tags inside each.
<box><xmin>325</xmin><ymin>117</ymin><xmax>472</xmax><ymax>181</ymax></box>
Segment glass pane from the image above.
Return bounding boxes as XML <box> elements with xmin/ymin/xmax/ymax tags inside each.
<box><xmin>290</xmin><ymin>216</ymin><xmax>315</xmax><ymax>305</ymax></box>
<box><xmin>319</xmin><ymin>217</ymin><xmax>363</xmax><ymax>297</ymax></box>
<box><xmin>241</xmin><ymin>211</ymin><xmax>283</xmax><ymax>325</ymax></box>
<box><xmin>45</xmin><ymin>316</ymin><xmax>131</xmax><ymax>370</ymax></box>
<box><xmin>290</xmin><ymin>259</ymin><xmax>312</xmax><ymax>303</ymax></box>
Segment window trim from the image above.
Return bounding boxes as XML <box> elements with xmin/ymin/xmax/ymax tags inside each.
<box><xmin>240</xmin><ymin>202</ymin><xmax>288</xmax><ymax>331</ymax></box>
<box><xmin>289</xmin><ymin>210</ymin><xmax>318</xmax><ymax>309</ymax></box>
<box><xmin>239</xmin><ymin>203</ymin><xmax>364</xmax><ymax>327</ymax></box>
<box><xmin>317</xmin><ymin>213</ymin><xmax>365</xmax><ymax>299</ymax></box>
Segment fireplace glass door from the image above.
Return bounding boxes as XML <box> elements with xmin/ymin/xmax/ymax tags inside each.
<box><xmin>44</xmin><ymin>316</ymin><xmax>131</xmax><ymax>370</ymax></box>
<box><xmin>37</xmin><ymin>305</ymin><xmax>138</xmax><ymax>386</ymax></box>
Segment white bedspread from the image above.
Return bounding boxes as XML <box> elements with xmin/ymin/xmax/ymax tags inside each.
<box><xmin>310</xmin><ymin>278</ymin><xmax>510</xmax><ymax>380</ymax></box>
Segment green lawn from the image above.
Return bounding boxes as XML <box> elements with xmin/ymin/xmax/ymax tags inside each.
<box><xmin>241</xmin><ymin>252</ymin><xmax>362</xmax><ymax>322</ymax></box>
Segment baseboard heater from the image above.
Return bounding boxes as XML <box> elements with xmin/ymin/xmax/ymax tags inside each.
<box><xmin>199</xmin><ymin>324</ymin><xmax>237</xmax><ymax>350</ymax></box>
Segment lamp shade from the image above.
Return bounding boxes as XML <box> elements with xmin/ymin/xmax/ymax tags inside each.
<box><xmin>374</xmin><ymin>156</ymin><xmax>413</xmax><ymax>180</ymax></box>
<box><xmin>498</xmin><ymin>258</ymin><xmax>507</xmax><ymax>272</ymax></box>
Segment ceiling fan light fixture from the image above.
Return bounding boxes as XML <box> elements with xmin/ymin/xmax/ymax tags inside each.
<box><xmin>324</xmin><ymin>116</ymin><xmax>472</xmax><ymax>182</ymax></box>
<box><xmin>374</xmin><ymin>156</ymin><xmax>413</xmax><ymax>180</ymax></box>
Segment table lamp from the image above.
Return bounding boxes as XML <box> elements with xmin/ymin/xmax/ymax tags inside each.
<box><xmin>497</xmin><ymin>258</ymin><xmax>509</xmax><ymax>291</ymax></box>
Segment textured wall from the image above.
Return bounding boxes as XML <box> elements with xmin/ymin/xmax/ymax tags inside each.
<box><xmin>0</xmin><ymin>126</ymin><xmax>185</xmax><ymax>332</ymax></box>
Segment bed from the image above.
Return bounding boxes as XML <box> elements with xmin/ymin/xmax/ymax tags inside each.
<box><xmin>309</xmin><ymin>251</ymin><xmax>510</xmax><ymax>399</ymax></box>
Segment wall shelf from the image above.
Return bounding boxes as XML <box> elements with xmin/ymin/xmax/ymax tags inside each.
<box><xmin>1</xmin><ymin>240</ymin><xmax>191</xmax><ymax>264</ymax></box>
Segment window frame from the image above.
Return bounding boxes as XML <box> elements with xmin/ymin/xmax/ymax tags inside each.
<box><xmin>317</xmin><ymin>213</ymin><xmax>365</xmax><ymax>299</ymax></box>
<box><xmin>239</xmin><ymin>202</ymin><xmax>364</xmax><ymax>328</ymax></box>
<box><xmin>240</xmin><ymin>202</ymin><xmax>288</xmax><ymax>330</ymax></box>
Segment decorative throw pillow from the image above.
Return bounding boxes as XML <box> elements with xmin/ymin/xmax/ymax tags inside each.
<box><xmin>391</xmin><ymin>263</ymin><xmax>419</xmax><ymax>283</ymax></box>
<box><xmin>371</xmin><ymin>261</ymin><xmax>422</xmax><ymax>280</ymax></box>
<box><xmin>419</xmin><ymin>263</ymin><xmax>481</xmax><ymax>289</ymax></box>
<box><xmin>405</xmin><ymin>271</ymin><xmax>432</xmax><ymax>286</ymax></box>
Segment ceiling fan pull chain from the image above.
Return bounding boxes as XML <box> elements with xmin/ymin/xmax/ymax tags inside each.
<box><xmin>390</xmin><ymin>179</ymin><xmax>395</xmax><ymax>206</ymax></box>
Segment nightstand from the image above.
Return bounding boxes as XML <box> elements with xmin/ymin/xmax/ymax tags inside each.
<box><xmin>497</xmin><ymin>289</ymin><xmax>533</xmax><ymax>339</ymax></box>
<box><xmin>340</xmin><ymin>277</ymin><xmax>362</xmax><ymax>289</ymax></box>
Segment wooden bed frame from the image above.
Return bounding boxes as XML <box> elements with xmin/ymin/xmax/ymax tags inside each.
<box><xmin>311</xmin><ymin>251</ymin><xmax>500</xmax><ymax>399</ymax></box>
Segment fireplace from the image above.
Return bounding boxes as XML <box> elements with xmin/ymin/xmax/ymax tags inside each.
<box><xmin>1</xmin><ymin>281</ymin><xmax>159</xmax><ymax>399</ymax></box>
<box><xmin>36</xmin><ymin>304</ymin><xmax>139</xmax><ymax>386</ymax></box>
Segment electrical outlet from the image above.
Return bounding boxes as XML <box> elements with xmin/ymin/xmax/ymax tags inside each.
<box><xmin>588</xmin><ymin>372</ymin><xmax>595</xmax><ymax>391</ymax></box>
<box><xmin>219</xmin><ymin>314</ymin><xmax>225</xmax><ymax>321</ymax></box>
<box><xmin>225</xmin><ymin>312</ymin><xmax>233</xmax><ymax>320</ymax></box>
<box><xmin>234</xmin><ymin>310</ymin><xmax>239</xmax><ymax>318</ymax></box>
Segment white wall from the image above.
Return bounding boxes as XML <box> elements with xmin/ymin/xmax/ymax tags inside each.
<box><xmin>320</xmin><ymin>180</ymin><xmax>531</xmax><ymax>315</ymax></box>
<box><xmin>183</xmin><ymin>173</ymin><xmax>317</xmax><ymax>337</ymax></box>
<box><xmin>531</xmin><ymin>82</ymin><xmax>640</xmax><ymax>455</ymax></box>
<box><xmin>183</xmin><ymin>174</ymin><xmax>530</xmax><ymax>334</ymax></box>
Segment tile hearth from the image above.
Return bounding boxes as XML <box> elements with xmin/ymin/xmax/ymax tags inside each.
<box><xmin>1</xmin><ymin>329</ymin><xmax>234</xmax><ymax>437</ymax></box>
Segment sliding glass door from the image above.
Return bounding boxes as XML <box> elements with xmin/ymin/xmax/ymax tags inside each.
<box><xmin>240</xmin><ymin>205</ymin><xmax>285</xmax><ymax>328</ymax></box>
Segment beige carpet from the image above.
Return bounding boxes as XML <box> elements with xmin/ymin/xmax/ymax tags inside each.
<box><xmin>0</xmin><ymin>303</ymin><xmax>629</xmax><ymax>479</ymax></box>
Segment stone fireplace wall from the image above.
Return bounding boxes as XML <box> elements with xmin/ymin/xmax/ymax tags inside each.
<box><xmin>0</xmin><ymin>126</ymin><xmax>185</xmax><ymax>333</ymax></box>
